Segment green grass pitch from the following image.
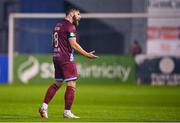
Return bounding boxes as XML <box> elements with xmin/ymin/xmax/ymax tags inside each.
<box><xmin>0</xmin><ymin>81</ymin><xmax>180</xmax><ymax>122</ymax></box>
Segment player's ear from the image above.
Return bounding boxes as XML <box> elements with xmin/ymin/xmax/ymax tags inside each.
<box><xmin>68</xmin><ymin>11</ymin><xmax>73</xmax><ymax>18</ymax></box>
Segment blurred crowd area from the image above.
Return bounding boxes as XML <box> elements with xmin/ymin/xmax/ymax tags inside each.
<box><xmin>0</xmin><ymin>0</ymin><xmax>147</xmax><ymax>55</ymax></box>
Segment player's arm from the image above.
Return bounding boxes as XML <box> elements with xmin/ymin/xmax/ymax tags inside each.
<box><xmin>69</xmin><ymin>39</ymin><xmax>98</xmax><ymax>59</ymax></box>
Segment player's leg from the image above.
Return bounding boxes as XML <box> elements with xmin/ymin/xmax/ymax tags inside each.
<box><xmin>39</xmin><ymin>60</ymin><xmax>64</xmax><ymax>118</ymax></box>
<box><xmin>64</xmin><ymin>81</ymin><xmax>76</xmax><ymax>112</ymax></box>
<box><xmin>43</xmin><ymin>81</ymin><xmax>63</xmax><ymax>105</ymax></box>
<box><xmin>62</xmin><ymin>61</ymin><xmax>79</xmax><ymax>118</ymax></box>
<box><xmin>39</xmin><ymin>81</ymin><xmax>63</xmax><ymax>118</ymax></box>
<box><xmin>64</xmin><ymin>80</ymin><xmax>79</xmax><ymax>118</ymax></box>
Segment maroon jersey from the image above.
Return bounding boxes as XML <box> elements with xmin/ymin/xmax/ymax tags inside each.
<box><xmin>52</xmin><ymin>19</ymin><xmax>76</xmax><ymax>61</ymax></box>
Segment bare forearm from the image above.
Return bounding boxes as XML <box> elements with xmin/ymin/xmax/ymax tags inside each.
<box><xmin>69</xmin><ymin>40</ymin><xmax>98</xmax><ymax>59</ymax></box>
<box><xmin>71</xmin><ymin>42</ymin><xmax>89</xmax><ymax>57</ymax></box>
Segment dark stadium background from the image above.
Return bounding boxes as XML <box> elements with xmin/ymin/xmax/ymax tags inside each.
<box><xmin>0</xmin><ymin>0</ymin><xmax>146</xmax><ymax>54</ymax></box>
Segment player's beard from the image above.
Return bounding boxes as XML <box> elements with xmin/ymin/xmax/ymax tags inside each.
<box><xmin>72</xmin><ymin>15</ymin><xmax>79</xmax><ymax>27</ymax></box>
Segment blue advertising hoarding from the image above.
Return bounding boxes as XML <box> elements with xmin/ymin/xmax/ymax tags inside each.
<box><xmin>0</xmin><ymin>55</ymin><xmax>8</xmax><ymax>83</ymax></box>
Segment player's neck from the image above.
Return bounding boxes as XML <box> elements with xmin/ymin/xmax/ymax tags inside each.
<box><xmin>65</xmin><ymin>16</ymin><xmax>73</xmax><ymax>24</ymax></box>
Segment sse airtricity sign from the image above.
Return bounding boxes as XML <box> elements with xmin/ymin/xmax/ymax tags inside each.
<box><xmin>14</xmin><ymin>55</ymin><xmax>135</xmax><ymax>84</ymax></box>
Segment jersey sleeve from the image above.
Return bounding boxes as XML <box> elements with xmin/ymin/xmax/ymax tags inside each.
<box><xmin>67</xmin><ymin>25</ymin><xmax>76</xmax><ymax>41</ymax></box>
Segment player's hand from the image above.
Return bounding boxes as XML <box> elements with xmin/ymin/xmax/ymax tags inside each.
<box><xmin>87</xmin><ymin>50</ymin><xmax>99</xmax><ymax>59</ymax></box>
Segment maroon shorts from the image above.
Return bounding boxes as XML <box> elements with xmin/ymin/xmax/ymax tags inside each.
<box><xmin>53</xmin><ymin>60</ymin><xmax>78</xmax><ymax>82</ymax></box>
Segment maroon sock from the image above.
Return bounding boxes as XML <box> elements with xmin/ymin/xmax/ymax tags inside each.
<box><xmin>64</xmin><ymin>86</ymin><xmax>75</xmax><ymax>110</ymax></box>
<box><xmin>43</xmin><ymin>84</ymin><xmax>59</xmax><ymax>104</ymax></box>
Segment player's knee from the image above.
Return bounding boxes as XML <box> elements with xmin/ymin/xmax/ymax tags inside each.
<box><xmin>66</xmin><ymin>81</ymin><xmax>76</xmax><ymax>87</ymax></box>
<box><xmin>54</xmin><ymin>81</ymin><xmax>63</xmax><ymax>88</ymax></box>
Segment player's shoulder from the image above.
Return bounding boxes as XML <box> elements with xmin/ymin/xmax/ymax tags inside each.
<box><xmin>53</xmin><ymin>21</ymin><xmax>62</xmax><ymax>31</ymax></box>
<box><xmin>64</xmin><ymin>20</ymin><xmax>76</xmax><ymax>32</ymax></box>
<box><xmin>54</xmin><ymin>20</ymin><xmax>76</xmax><ymax>32</ymax></box>
<box><xmin>54</xmin><ymin>20</ymin><xmax>65</xmax><ymax>27</ymax></box>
